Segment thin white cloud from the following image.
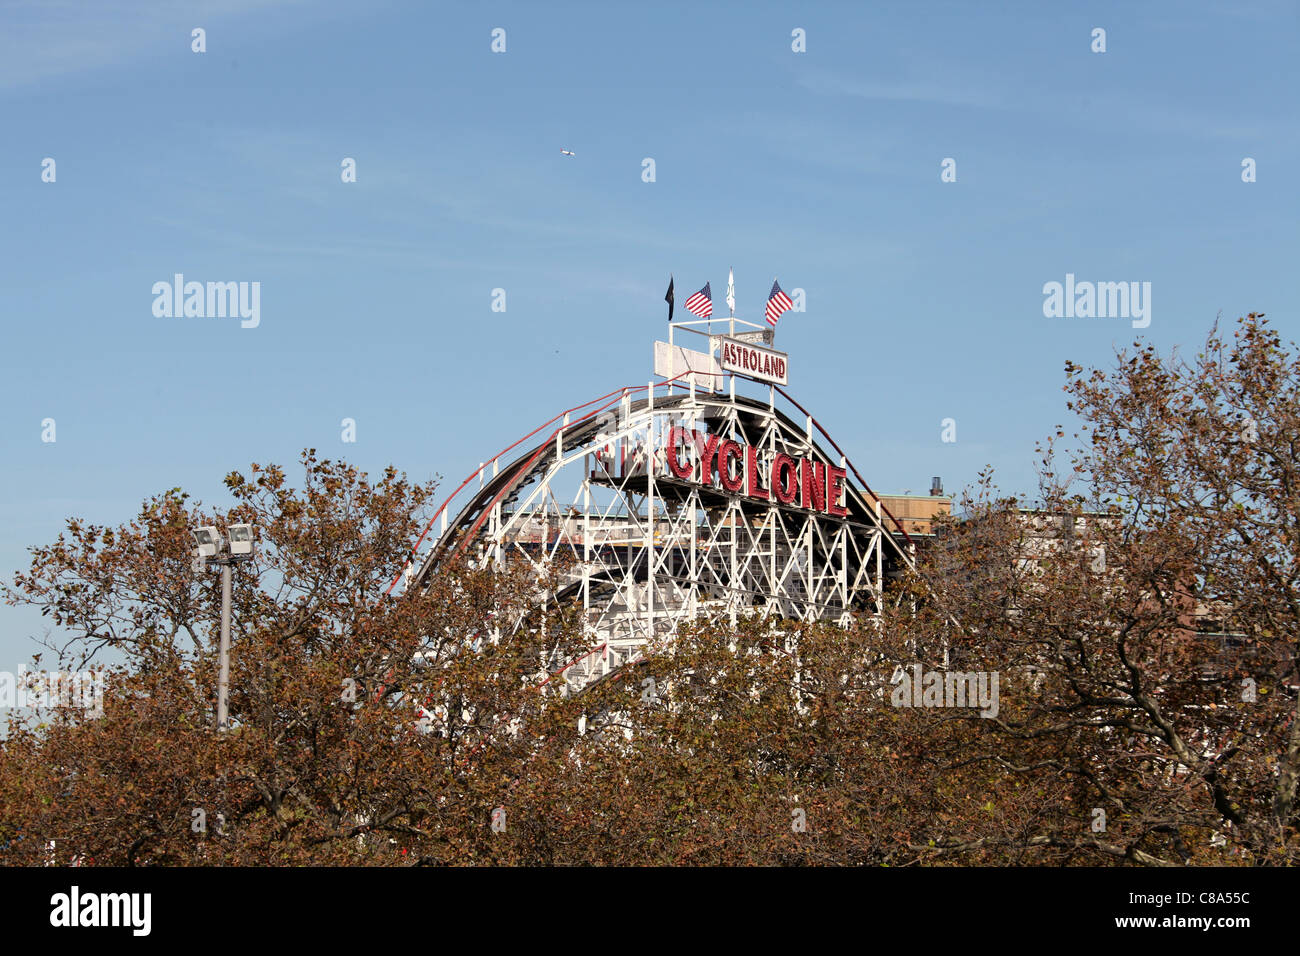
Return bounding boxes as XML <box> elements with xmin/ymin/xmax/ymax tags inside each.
<box><xmin>0</xmin><ymin>0</ymin><xmax>324</xmax><ymax>91</ymax></box>
<box><xmin>796</xmin><ymin>69</ymin><xmax>1007</xmax><ymax>110</ymax></box>
<box><xmin>149</xmin><ymin>123</ymin><xmax>720</xmax><ymax>258</ymax></box>
<box><xmin>797</xmin><ymin>65</ymin><xmax>1289</xmax><ymax>143</ymax></box>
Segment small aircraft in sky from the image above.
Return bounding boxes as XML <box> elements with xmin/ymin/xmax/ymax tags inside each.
<box><xmin>560</xmin><ymin>149</ymin><xmax>575</xmax><ymax>157</ymax></box>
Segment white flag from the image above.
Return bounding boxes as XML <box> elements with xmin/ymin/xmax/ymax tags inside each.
<box><xmin>726</xmin><ymin>268</ymin><xmax>735</xmax><ymax>316</ymax></box>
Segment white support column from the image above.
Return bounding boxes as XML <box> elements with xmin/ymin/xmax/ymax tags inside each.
<box><xmin>646</xmin><ymin>416</ymin><xmax>655</xmax><ymax>643</ymax></box>
<box><xmin>875</xmin><ymin>499</ymin><xmax>884</xmax><ymax>617</ymax></box>
<box><xmin>689</xmin><ymin>489</ymin><xmax>698</xmax><ymax>616</ymax></box>
<box><xmin>840</xmin><ymin>456</ymin><xmax>849</xmax><ymax>610</ymax></box>
<box><xmin>644</xmin><ymin>470</ymin><xmax>655</xmax><ymax>642</ymax></box>
<box><xmin>492</xmin><ymin>457</ymin><xmax>502</xmax><ymax>565</ymax></box>
<box><xmin>807</xmin><ymin>513</ymin><xmax>814</xmax><ymax>610</ymax></box>
<box><xmin>583</xmin><ymin>479</ymin><xmax>591</xmax><ymax>631</ymax></box>
<box><xmin>770</xmin><ymin>508</ymin><xmax>777</xmax><ymax>610</ymax></box>
<box><xmin>729</xmin><ymin>500</ymin><xmax>738</xmax><ymax>627</ymax></box>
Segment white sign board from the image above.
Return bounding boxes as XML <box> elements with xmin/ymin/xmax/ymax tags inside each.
<box><xmin>719</xmin><ymin>328</ymin><xmax>774</xmax><ymax>347</ymax></box>
<box><xmin>718</xmin><ymin>336</ymin><xmax>789</xmax><ymax>386</ymax></box>
<box><xmin>654</xmin><ymin>341</ymin><xmax>723</xmax><ymax>391</ymax></box>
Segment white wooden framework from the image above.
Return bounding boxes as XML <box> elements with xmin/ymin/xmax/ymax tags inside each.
<box><xmin>403</xmin><ymin>375</ymin><xmax>917</xmax><ymax>691</ymax></box>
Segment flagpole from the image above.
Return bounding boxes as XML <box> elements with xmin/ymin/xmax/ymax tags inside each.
<box><xmin>769</xmin><ymin>275</ymin><xmax>776</xmax><ymax>342</ymax></box>
<box><xmin>728</xmin><ymin>268</ymin><xmax>735</xmax><ymax>338</ymax></box>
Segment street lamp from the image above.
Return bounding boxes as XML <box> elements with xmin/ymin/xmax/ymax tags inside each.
<box><xmin>227</xmin><ymin>523</ymin><xmax>254</xmax><ymax>554</ymax></box>
<box><xmin>192</xmin><ymin>523</ymin><xmax>257</xmax><ymax>732</ymax></box>
<box><xmin>192</xmin><ymin>526</ymin><xmax>220</xmax><ymax>558</ymax></box>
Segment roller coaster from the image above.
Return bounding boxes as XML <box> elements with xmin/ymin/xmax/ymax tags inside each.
<box><xmin>391</xmin><ymin>320</ymin><xmax>918</xmax><ymax>691</ymax></box>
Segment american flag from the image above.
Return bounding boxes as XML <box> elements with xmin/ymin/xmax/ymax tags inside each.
<box><xmin>684</xmin><ymin>282</ymin><xmax>713</xmax><ymax>319</ymax></box>
<box><xmin>765</xmin><ymin>279</ymin><xmax>793</xmax><ymax>326</ymax></box>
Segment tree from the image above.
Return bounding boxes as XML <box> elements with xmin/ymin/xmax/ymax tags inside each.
<box><xmin>1</xmin><ymin>451</ymin><xmax>590</xmax><ymax>865</ymax></box>
<box><xmin>876</xmin><ymin>313</ymin><xmax>1299</xmax><ymax>864</ymax></box>
<box><xmin>3</xmin><ymin>314</ymin><xmax>1296</xmax><ymax>866</ymax></box>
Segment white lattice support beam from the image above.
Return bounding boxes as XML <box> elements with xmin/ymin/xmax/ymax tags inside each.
<box><xmin>409</xmin><ymin>386</ymin><xmax>913</xmax><ymax>691</ymax></box>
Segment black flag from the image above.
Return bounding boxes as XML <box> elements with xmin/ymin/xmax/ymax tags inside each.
<box><xmin>665</xmin><ymin>275</ymin><xmax>674</xmax><ymax>321</ymax></box>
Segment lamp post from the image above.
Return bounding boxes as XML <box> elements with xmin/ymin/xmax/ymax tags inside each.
<box><xmin>192</xmin><ymin>523</ymin><xmax>256</xmax><ymax>733</ymax></box>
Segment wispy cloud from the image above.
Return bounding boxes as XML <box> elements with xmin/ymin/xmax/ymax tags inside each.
<box><xmin>797</xmin><ymin>65</ymin><xmax>1290</xmax><ymax>143</ymax></box>
<box><xmin>796</xmin><ymin>69</ymin><xmax>1007</xmax><ymax>111</ymax></box>
<box><xmin>0</xmin><ymin>0</ymin><xmax>322</xmax><ymax>91</ymax></box>
<box><xmin>149</xmin><ymin>124</ymin><xmax>721</xmax><ymax>259</ymax></box>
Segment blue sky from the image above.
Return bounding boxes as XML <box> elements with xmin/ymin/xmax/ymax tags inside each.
<box><xmin>1</xmin><ymin>0</ymin><xmax>1296</xmax><ymax>660</ymax></box>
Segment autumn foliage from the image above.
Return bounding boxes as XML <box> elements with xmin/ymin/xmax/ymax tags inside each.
<box><xmin>2</xmin><ymin>314</ymin><xmax>1296</xmax><ymax>866</ymax></box>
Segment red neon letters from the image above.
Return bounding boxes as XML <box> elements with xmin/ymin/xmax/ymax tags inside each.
<box><xmin>666</xmin><ymin>426</ymin><xmax>847</xmax><ymax>516</ymax></box>
<box><xmin>718</xmin><ymin>440</ymin><xmax>745</xmax><ymax>493</ymax></box>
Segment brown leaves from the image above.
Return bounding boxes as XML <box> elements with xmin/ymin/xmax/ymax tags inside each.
<box><xmin>5</xmin><ymin>318</ymin><xmax>1299</xmax><ymax>865</ymax></box>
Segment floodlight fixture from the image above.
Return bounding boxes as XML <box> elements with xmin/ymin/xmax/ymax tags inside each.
<box><xmin>227</xmin><ymin>523</ymin><xmax>255</xmax><ymax>555</ymax></box>
<box><xmin>192</xmin><ymin>526</ymin><xmax>221</xmax><ymax>558</ymax></box>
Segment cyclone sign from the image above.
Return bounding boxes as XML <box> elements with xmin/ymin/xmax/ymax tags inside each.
<box><xmin>664</xmin><ymin>426</ymin><xmax>848</xmax><ymax>516</ymax></box>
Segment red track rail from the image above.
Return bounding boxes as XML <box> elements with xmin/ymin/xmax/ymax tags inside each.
<box><xmin>389</xmin><ymin>373</ymin><xmax>916</xmax><ymax>596</ymax></box>
<box><xmin>774</xmin><ymin>385</ymin><xmax>916</xmax><ymax>548</ymax></box>
<box><xmin>386</xmin><ymin>373</ymin><xmax>693</xmax><ymax>595</ymax></box>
